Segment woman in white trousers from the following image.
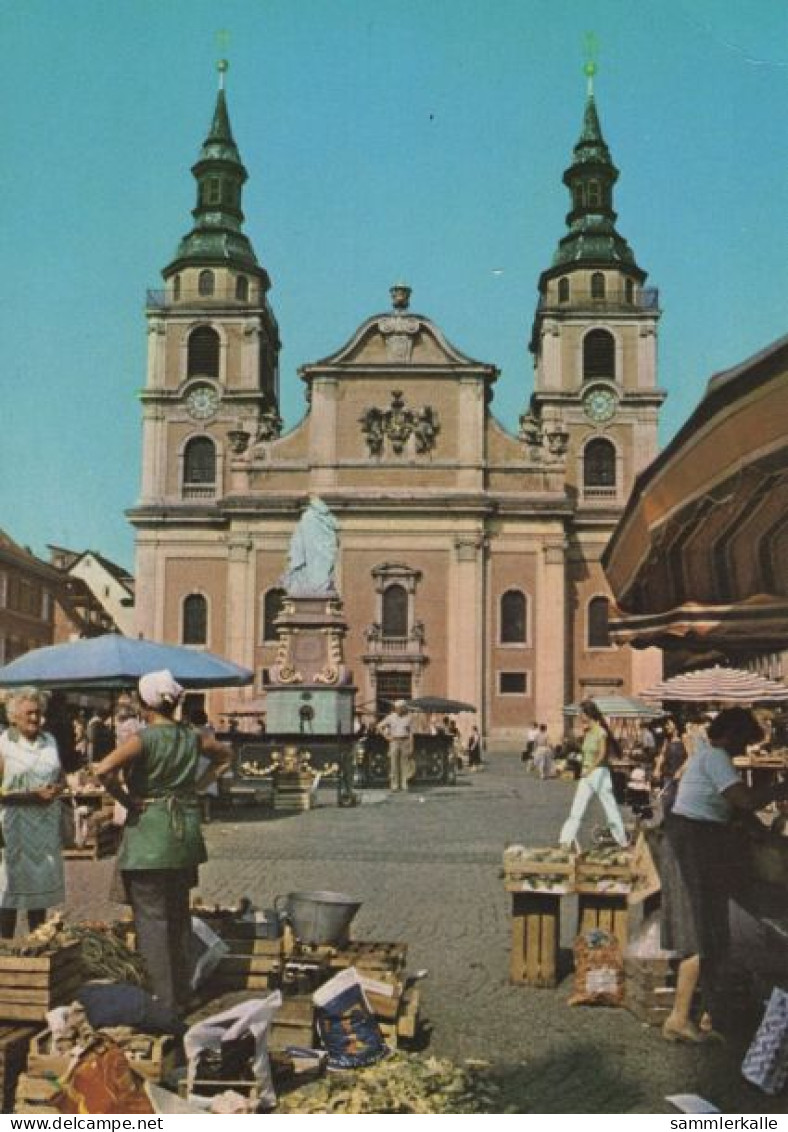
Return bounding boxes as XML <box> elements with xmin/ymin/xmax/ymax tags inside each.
<box><xmin>559</xmin><ymin>701</ymin><xmax>628</xmax><ymax>848</ymax></box>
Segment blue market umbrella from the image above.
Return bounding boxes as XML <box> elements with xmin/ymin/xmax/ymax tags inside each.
<box><xmin>0</xmin><ymin>635</ymin><xmax>253</xmax><ymax>691</ymax></box>
<box><xmin>405</xmin><ymin>696</ymin><xmax>477</xmax><ymax>714</ymax></box>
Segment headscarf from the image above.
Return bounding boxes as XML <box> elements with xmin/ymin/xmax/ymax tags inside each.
<box><xmin>138</xmin><ymin>669</ymin><xmax>184</xmax><ymax>711</ymax></box>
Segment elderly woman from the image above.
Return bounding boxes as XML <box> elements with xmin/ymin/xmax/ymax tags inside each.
<box><xmin>0</xmin><ymin>688</ymin><xmax>65</xmax><ymax>938</ymax></box>
<box><xmin>93</xmin><ymin>670</ymin><xmax>233</xmax><ymax>1015</ymax></box>
<box><xmin>559</xmin><ymin>700</ymin><xmax>628</xmax><ymax>849</ymax></box>
<box><xmin>660</xmin><ymin>706</ymin><xmax>788</xmax><ymax>1043</ymax></box>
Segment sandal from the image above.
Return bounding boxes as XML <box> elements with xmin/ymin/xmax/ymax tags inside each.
<box><xmin>662</xmin><ymin>1019</ymin><xmax>707</xmax><ymax>1044</ymax></box>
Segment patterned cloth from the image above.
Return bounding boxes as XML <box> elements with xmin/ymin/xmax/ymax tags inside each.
<box><xmin>0</xmin><ymin>728</ymin><xmax>65</xmax><ymax>910</ymax></box>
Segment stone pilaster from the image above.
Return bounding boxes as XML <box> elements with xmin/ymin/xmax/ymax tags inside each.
<box><xmin>309</xmin><ymin>376</ymin><xmax>339</xmax><ymax>492</ymax></box>
<box><xmin>447</xmin><ymin>534</ymin><xmax>485</xmax><ymax>723</ymax></box>
<box><xmin>534</xmin><ymin>536</ymin><xmax>567</xmax><ymax>736</ymax></box>
<box><xmin>226</xmin><ymin>535</ymin><xmax>255</xmax><ymax>681</ymax></box>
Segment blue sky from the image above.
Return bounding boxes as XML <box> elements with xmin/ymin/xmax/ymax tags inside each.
<box><xmin>1</xmin><ymin>0</ymin><xmax>786</xmax><ymax>570</ymax></box>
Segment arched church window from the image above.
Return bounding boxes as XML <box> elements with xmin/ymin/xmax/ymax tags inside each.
<box><xmin>236</xmin><ymin>276</ymin><xmax>249</xmax><ymax>302</ymax></box>
<box><xmin>588</xmin><ymin>596</ymin><xmax>611</xmax><ymax>648</ymax></box>
<box><xmin>382</xmin><ymin>584</ymin><xmax>408</xmax><ymax>638</ymax></box>
<box><xmin>187</xmin><ymin>327</ymin><xmax>220</xmax><ymax>379</ymax></box>
<box><xmin>262</xmin><ymin>587</ymin><xmax>286</xmax><ymax>643</ymax></box>
<box><xmin>558</xmin><ymin>277</ymin><xmax>570</xmax><ymax>303</ymax></box>
<box><xmin>198</xmin><ymin>270</ymin><xmax>215</xmax><ymax>297</ymax></box>
<box><xmin>183</xmin><ymin>436</ymin><xmax>216</xmax><ymax>486</ymax></box>
<box><xmin>500</xmin><ymin>589</ymin><xmax>527</xmax><ymax>645</ymax></box>
<box><xmin>182</xmin><ymin>593</ymin><xmax>208</xmax><ymax>646</ymax></box>
<box><xmin>206</xmin><ymin>178</ymin><xmax>221</xmax><ymax>206</ymax></box>
<box><xmin>583</xmin><ymin>438</ymin><xmax>617</xmax><ymax>488</ymax></box>
<box><xmin>583</xmin><ymin>329</ymin><xmax>615</xmax><ymax>381</ymax></box>
<box><xmin>590</xmin><ymin>272</ymin><xmax>606</xmax><ymax>300</ymax></box>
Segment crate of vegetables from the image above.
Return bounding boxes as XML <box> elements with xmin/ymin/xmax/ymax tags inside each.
<box><xmin>575</xmin><ymin>846</ymin><xmax>634</xmax><ymax>895</ymax></box>
<box><xmin>502</xmin><ymin>845</ymin><xmax>576</xmax><ymax>895</ymax></box>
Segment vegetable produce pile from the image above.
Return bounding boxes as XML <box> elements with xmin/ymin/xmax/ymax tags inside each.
<box><xmin>276</xmin><ymin>1051</ymin><xmax>501</xmax><ymax>1114</ymax></box>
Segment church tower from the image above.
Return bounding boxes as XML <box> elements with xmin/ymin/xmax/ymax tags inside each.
<box><xmin>529</xmin><ymin>79</ymin><xmax>663</xmax><ymax>505</ymax></box>
<box><xmin>137</xmin><ymin>62</ymin><xmax>281</xmax><ymax>516</ymax></box>
<box><xmin>528</xmin><ymin>75</ymin><xmax>665</xmax><ymax>700</ymax></box>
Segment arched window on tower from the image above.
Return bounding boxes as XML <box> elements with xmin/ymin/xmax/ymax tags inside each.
<box><xmin>586</xmin><ymin>180</ymin><xmax>602</xmax><ymax>208</ymax></box>
<box><xmin>198</xmin><ymin>270</ymin><xmax>215</xmax><ymax>297</ymax></box>
<box><xmin>182</xmin><ymin>593</ymin><xmax>208</xmax><ymax>646</ymax></box>
<box><xmin>500</xmin><ymin>589</ymin><xmax>527</xmax><ymax>645</ymax></box>
<box><xmin>382</xmin><ymin>584</ymin><xmax>408</xmax><ymax>639</ymax></box>
<box><xmin>590</xmin><ymin>272</ymin><xmax>606</xmax><ymax>300</ymax></box>
<box><xmin>187</xmin><ymin>327</ymin><xmax>220</xmax><ymax>379</ymax></box>
<box><xmin>583</xmin><ymin>438</ymin><xmax>617</xmax><ymax>490</ymax></box>
<box><xmin>235</xmin><ymin>275</ymin><xmax>249</xmax><ymax>302</ymax></box>
<box><xmin>262</xmin><ymin>587</ymin><xmax>286</xmax><ymax>643</ymax></box>
<box><xmin>588</xmin><ymin>596</ymin><xmax>611</xmax><ymax>648</ymax></box>
<box><xmin>583</xmin><ymin>329</ymin><xmax>615</xmax><ymax>381</ymax></box>
<box><xmin>183</xmin><ymin>437</ymin><xmax>216</xmax><ymax>497</ymax></box>
<box><xmin>558</xmin><ymin>277</ymin><xmax>570</xmax><ymax>303</ymax></box>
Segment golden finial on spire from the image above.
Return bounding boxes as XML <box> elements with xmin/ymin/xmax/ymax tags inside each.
<box><xmin>216</xmin><ymin>29</ymin><xmax>231</xmax><ymax>90</ymax></box>
<box><xmin>583</xmin><ymin>31</ymin><xmax>599</xmax><ymax>96</ymax></box>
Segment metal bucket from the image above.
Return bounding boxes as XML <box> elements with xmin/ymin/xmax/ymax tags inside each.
<box><xmin>274</xmin><ymin>890</ymin><xmax>362</xmax><ymax>946</ymax></box>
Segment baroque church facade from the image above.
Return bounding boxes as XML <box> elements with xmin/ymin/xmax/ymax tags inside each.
<box><xmin>130</xmin><ymin>74</ymin><xmax>663</xmax><ymax>741</ymax></box>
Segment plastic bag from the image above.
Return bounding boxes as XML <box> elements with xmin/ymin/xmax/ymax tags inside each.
<box><xmin>54</xmin><ymin>1035</ymin><xmax>154</xmax><ymax>1114</ymax></box>
<box><xmin>742</xmin><ymin>987</ymin><xmax>788</xmax><ymax>1095</ymax></box>
<box><xmin>190</xmin><ymin>915</ymin><xmax>230</xmax><ymax>990</ymax></box>
<box><xmin>568</xmin><ymin>929</ymin><xmax>624</xmax><ymax>1007</ymax></box>
<box><xmin>313</xmin><ymin>966</ymin><xmax>387</xmax><ymax>1070</ymax></box>
<box><xmin>183</xmin><ymin>992</ymin><xmax>282</xmax><ymax>1109</ymax></box>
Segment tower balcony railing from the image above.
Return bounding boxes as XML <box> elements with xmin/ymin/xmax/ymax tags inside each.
<box><xmin>538</xmin><ymin>286</ymin><xmax>659</xmax><ymax>313</ymax></box>
<box><xmin>362</xmin><ymin>629</ymin><xmax>426</xmax><ymax>658</ymax></box>
<box><xmin>582</xmin><ymin>484</ymin><xmax>619</xmax><ymax>503</ymax></box>
<box><xmin>147</xmin><ymin>289</ymin><xmax>256</xmax><ymax>309</ymax></box>
<box><xmin>182</xmin><ymin>483</ymin><xmax>217</xmax><ymax>500</ymax></box>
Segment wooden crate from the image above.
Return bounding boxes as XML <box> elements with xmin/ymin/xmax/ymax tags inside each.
<box><xmin>14</xmin><ymin>1071</ymin><xmax>60</xmax><ymax>1114</ymax></box>
<box><xmin>27</xmin><ymin>1029</ymin><xmax>177</xmax><ymax>1084</ymax></box>
<box><xmin>577</xmin><ymin>892</ymin><xmax>630</xmax><ymax>952</ymax></box>
<box><xmin>208</xmin><ymin>953</ymin><xmax>283</xmax><ymax>994</ymax></box>
<box><xmin>295</xmin><ymin>940</ymin><xmax>407</xmax><ymax>981</ymax></box>
<box><xmin>62</xmin><ymin>821</ymin><xmax>121</xmax><ymax>861</ymax></box>
<box><xmin>268</xmin><ymin>995</ymin><xmax>315</xmax><ymax>1052</ymax></box>
<box><xmin>0</xmin><ymin>945</ymin><xmax>82</xmax><ymax>1023</ymax></box>
<box><xmin>0</xmin><ymin>1024</ymin><xmax>38</xmax><ymax>1113</ymax></box>
<box><xmin>508</xmin><ymin>892</ymin><xmax>560</xmax><ymax>987</ymax></box>
<box><xmin>503</xmin><ymin>849</ymin><xmax>575</xmax><ymax>895</ymax></box>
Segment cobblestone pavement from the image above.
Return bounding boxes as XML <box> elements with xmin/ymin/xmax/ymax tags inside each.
<box><xmin>65</xmin><ymin>757</ymin><xmax>784</xmax><ymax>1115</ymax></box>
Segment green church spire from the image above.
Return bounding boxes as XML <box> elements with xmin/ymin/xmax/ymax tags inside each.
<box><xmin>165</xmin><ymin>61</ymin><xmax>263</xmax><ymax>278</ymax></box>
<box><xmin>548</xmin><ymin>71</ymin><xmax>644</xmax><ymax>278</ymax></box>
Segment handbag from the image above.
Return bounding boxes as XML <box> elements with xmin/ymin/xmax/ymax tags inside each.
<box><xmin>741</xmin><ymin>987</ymin><xmax>788</xmax><ymax>1095</ymax></box>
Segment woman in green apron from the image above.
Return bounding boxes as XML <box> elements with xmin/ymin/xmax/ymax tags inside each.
<box><xmin>94</xmin><ymin>670</ymin><xmax>233</xmax><ymax>1015</ymax></box>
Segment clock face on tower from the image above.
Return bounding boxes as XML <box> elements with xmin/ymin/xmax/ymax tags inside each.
<box><xmin>583</xmin><ymin>385</ymin><xmax>617</xmax><ymax>424</ymax></box>
<box><xmin>185</xmin><ymin>384</ymin><xmax>221</xmax><ymax>421</ymax></box>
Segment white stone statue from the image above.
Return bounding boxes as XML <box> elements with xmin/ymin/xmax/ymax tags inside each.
<box><xmin>281</xmin><ymin>496</ymin><xmax>339</xmax><ymax>596</ymax></box>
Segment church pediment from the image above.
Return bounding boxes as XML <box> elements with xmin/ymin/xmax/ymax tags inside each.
<box><xmin>300</xmin><ymin>286</ymin><xmax>495</xmax><ymax>376</ymax></box>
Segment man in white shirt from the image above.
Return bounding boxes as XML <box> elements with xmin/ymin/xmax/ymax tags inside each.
<box><xmin>380</xmin><ymin>700</ymin><xmax>413</xmax><ymax>792</ymax></box>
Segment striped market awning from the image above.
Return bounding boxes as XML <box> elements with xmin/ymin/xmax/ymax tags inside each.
<box><xmin>641</xmin><ymin>665</ymin><xmax>788</xmax><ymax>704</ymax></box>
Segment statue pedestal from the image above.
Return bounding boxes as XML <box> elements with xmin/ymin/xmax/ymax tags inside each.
<box><xmin>265</xmin><ymin>686</ymin><xmax>356</xmax><ymax>736</ymax></box>
<box><xmin>266</xmin><ymin>594</ymin><xmax>356</xmax><ymax>736</ymax></box>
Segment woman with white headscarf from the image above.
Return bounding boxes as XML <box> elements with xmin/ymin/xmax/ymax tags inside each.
<box><xmin>93</xmin><ymin>670</ymin><xmax>233</xmax><ymax>1015</ymax></box>
<box><xmin>0</xmin><ymin>688</ymin><xmax>65</xmax><ymax>937</ymax></box>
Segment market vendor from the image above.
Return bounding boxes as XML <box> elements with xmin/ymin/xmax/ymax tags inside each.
<box><xmin>0</xmin><ymin>687</ymin><xmax>65</xmax><ymax>938</ymax></box>
<box><xmin>93</xmin><ymin>669</ymin><xmax>233</xmax><ymax>1015</ymax></box>
<box><xmin>660</xmin><ymin>706</ymin><xmax>788</xmax><ymax>1044</ymax></box>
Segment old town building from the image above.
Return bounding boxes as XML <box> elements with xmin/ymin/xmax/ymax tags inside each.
<box><xmin>130</xmin><ymin>73</ymin><xmax>663</xmax><ymax>740</ymax></box>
